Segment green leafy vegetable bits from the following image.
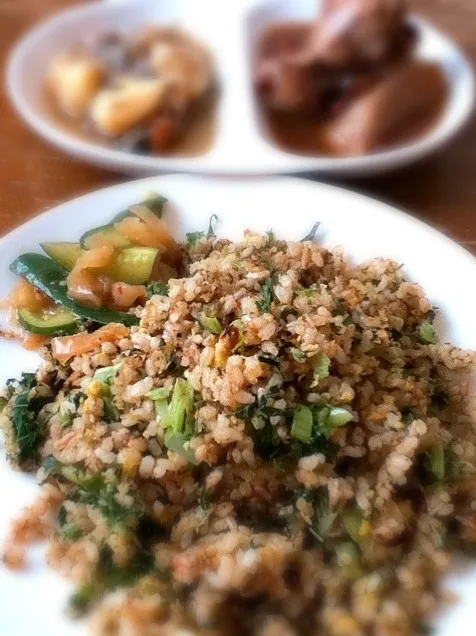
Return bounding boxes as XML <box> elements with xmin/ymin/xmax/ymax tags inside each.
<box><xmin>186</xmin><ymin>231</ymin><xmax>204</xmax><ymax>246</ymax></box>
<box><xmin>419</xmin><ymin>321</ymin><xmax>438</xmax><ymax>344</ymax></box>
<box><xmin>425</xmin><ymin>444</ymin><xmax>445</xmax><ymax>481</ymax></box>
<box><xmin>93</xmin><ymin>363</ymin><xmax>122</xmax><ymax>384</ymax></box>
<box><xmin>327</xmin><ymin>407</ymin><xmax>353</xmax><ymax>429</ymax></box>
<box><xmin>291</xmin><ymin>348</ymin><xmax>306</xmax><ymax>363</ymax></box>
<box><xmin>336</xmin><ymin>541</ymin><xmax>364</xmax><ymax>580</ymax></box>
<box><xmin>163</xmin><ymin>378</ymin><xmax>194</xmax><ymax>433</ymax></box>
<box><xmin>147</xmin><ymin>282</ymin><xmax>169</xmax><ymax>297</ymax></box>
<box><xmin>313</xmin><ymin>353</ymin><xmax>330</xmax><ymax>381</ymax></box>
<box><xmin>164</xmin><ymin>431</ymin><xmax>199</xmax><ymax>465</ymax></box>
<box><xmin>147</xmin><ymin>387</ymin><xmax>171</xmax><ymax>401</ymax></box>
<box><xmin>291</xmin><ymin>405</ymin><xmax>313</xmax><ymax>442</ymax></box>
<box><xmin>257</xmin><ymin>278</ymin><xmax>274</xmax><ymax>313</ymax></box>
<box><xmin>11</xmin><ymin>373</ymin><xmax>49</xmax><ymax>462</ymax></box>
<box><xmin>199</xmin><ymin>314</ymin><xmax>223</xmax><ymax>335</ymax></box>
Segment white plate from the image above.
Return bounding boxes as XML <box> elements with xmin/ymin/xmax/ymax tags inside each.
<box><xmin>1</xmin><ymin>174</ymin><xmax>476</xmax><ymax>635</ymax></box>
<box><xmin>6</xmin><ymin>0</ymin><xmax>475</xmax><ymax>177</ymax></box>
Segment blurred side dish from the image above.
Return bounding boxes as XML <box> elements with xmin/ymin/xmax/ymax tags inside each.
<box><xmin>47</xmin><ymin>27</ymin><xmax>216</xmax><ymax>154</ymax></box>
<box><xmin>255</xmin><ymin>0</ymin><xmax>448</xmax><ymax>156</ymax></box>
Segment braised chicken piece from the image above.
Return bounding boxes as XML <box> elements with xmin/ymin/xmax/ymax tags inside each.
<box><xmin>302</xmin><ymin>0</ymin><xmax>413</xmax><ymax>70</ymax></box>
<box><xmin>255</xmin><ymin>0</ymin><xmax>446</xmax><ymax>155</ymax></box>
<box><xmin>322</xmin><ymin>61</ymin><xmax>447</xmax><ymax>155</ymax></box>
<box><xmin>256</xmin><ymin>55</ymin><xmax>332</xmax><ymax>112</ymax></box>
<box><xmin>256</xmin><ymin>0</ymin><xmax>415</xmax><ymax>114</ymax></box>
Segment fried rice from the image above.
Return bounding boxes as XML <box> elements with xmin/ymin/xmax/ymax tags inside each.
<box><xmin>1</xmin><ymin>230</ymin><xmax>476</xmax><ymax>636</ymax></box>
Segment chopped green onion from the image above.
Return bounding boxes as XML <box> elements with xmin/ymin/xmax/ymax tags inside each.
<box><xmin>148</xmin><ymin>387</ymin><xmax>171</xmax><ymax>427</ymax></box>
<box><xmin>291</xmin><ymin>405</ymin><xmax>313</xmax><ymax>442</ymax></box>
<box><xmin>316</xmin><ymin>406</ymin><xmax>330</xmax><ymax>429</ymax></box>
<box><xmin>291</xmin><ymin>348</ymin><xmax>306</xmax><ymax>363</ymax></box>
<box><xmin>147</xmin><ymin>387</ymin><xmax>171</xmax><ymax>401</ymax></box>
<box><xmin>307</xmin><ymin>525</ymin><xmax>324</xmax><ymax>543</ymax></box>
<box><xmin>336</xmin><ymin>541</ymin><xmax>364</xmax><ymax>580</ymax></box>
<box><xmin>314</xmin><ymin>493</ymin><xmax>338</xmax><ymax>540</ymax></box>
<box><xmin>164</xmin><ymin>431</ymin><xmax>198</xmax><ymax>465</ymax></box>
<box><xmin>426</xmin><ymin>444</ymin><xmax>445</xmax><ymax>481</ymax></box>
<box><xmin>184</xmin><ymin>416</ymin><xmax>196</xmax><ymax>437</ymax></box>
<box><xmin>419</xmin><ymin>321</ymin><xmax>438</xmax><ymax>344</ymax></box>
<box><xmin>447</xmin><ymin>452</ymin><xmax>467</xmax><ymax>481</ymax></box>
<box><xmin>164</xmin><ymin>378</ymin><xmax>194</xmax><ymax>433</ymax></box>
<box><xmin>257</xmin><ymin>278</ymin><xmax>274</xmax><ymax>313</ymax></box>
<box><xmin>61</xmin><ymin>523</ymin><xmax>83</xmax><ymax>542</ymax></box>
<box><xmin>296</xmin><ymin>288</ymin><xmax>317</xmax><ymax>298</ymax></box>
<box><xmin>199</xmin><ymin>314</ymin><xmax>223</xmax><ymax>335</ymax></box>
<box><xmin>327</xmin><ymin>407</ymin><xmax>353</xmax><ymax>429</ymax></box>
<box><xmin>103</xmin><ymin>397</ymin><xmax>119</xmax><ymax>423</ymax></box>
<box><xmin>93</xmin><ymin>363</ymin><xmax>122</xmax><ymax>384</ymax></box>
<box><xmin>68</xmin><ymin>584</ymin><xmax>96</xmax><ymax>617</ymax></box>
<box><xmin>313</xmin><ymin>353</ymin><xmax>330</xmax><ymax>381</ymax></box>
<box><xmin>342</xmin><ymin>508</ymin><xmax>367</xmax><ymax>546</ymax></box>
<box><xmin>313</xmin><ymin>406</ymin><xmax>352</xmax><ymax>437</ymax></box>
<box><xmin>227</xmin><ymin>320</ymin><xmax>244</xmax><ymax>352</ymax></box>
<box><xmin>154</xmin><ymin>400</ymin><xmax>169</xmax><ymax>426</ymax></box>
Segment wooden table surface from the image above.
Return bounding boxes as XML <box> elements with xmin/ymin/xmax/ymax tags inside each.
<box><xmin>1</xmin><ymin>0</ymin><xmax>476</xmax><ymax>253</ymax></box>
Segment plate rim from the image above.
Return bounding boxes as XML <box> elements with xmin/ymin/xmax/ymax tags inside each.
<box><xmin>1</xmin><ymin>173</ymin><xmax>476</xmax><ymax>636</ymax></box>
<box><xmin>0</xmin><ymin>173</ymin><xmax>475</xmax><ymax>272</ymax></box>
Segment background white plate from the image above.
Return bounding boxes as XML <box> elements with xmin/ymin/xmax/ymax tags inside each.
<box><xmin>6</xmin><ymin>0</ymin><xmax>475</xmax><ymax>177</ymax></box>
<box><xmin>1</xmin><ymin>174</ymin><xmax>476</xmax><ymax>635</ymax></box>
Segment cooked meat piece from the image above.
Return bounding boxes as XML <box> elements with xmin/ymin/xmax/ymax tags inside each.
<box><xmin>255</xmin><ymin>0</ymin><xmax>416</xmax><ymax>113</ymax></box>
<box><xmin>256</xmin><ymin>58</ymin><xmax>333</xmax><ymax>112</ymax></box>
<box><xmin>322</xmin><ymin>61</ymin><xmax>447</xmax><ymax>155</ymax></box>
<box><xmin>258</xmin><ymin>22</ymin><xmax>311</xmax><ymax>60</ymax></box>
<box><xmin>255</xmin><ymin>24</ymin><xmax>325</xmax><ymax>111</ymax></box>
<box><xmin>302</xmin><ymin>0</ymin><xmax>413</xmax><ymax>70</ymax></box>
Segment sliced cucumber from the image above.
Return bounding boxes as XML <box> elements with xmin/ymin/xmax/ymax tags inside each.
<box><xmin>79</xmin><ymin>194</ymin><xmax>169</xmax><ymax>249</ymax></box>
<box><xmin>110</xmin><ymin>194</ymin><xmax>168</xmax><ymax>224</ymax></box>
<box><xmin>10</xmin><ymin>254</ymin><xmax>139</xmax><ymax>327</ymax></box>
<box><xmin>18</xmin><ymin>307</ymin><xmax>80</xmax><ymax>336</ymax></box>
<box><xmin>41</xmin><ymin>241</ymin><xmax>158</xmax><ymax>285</ymax></box>
<box><xmin>107</xmin><ymin>247</ymin><xmax>159</xmax><ymax>284</ymax></box>
<box><xmin>80</xmin><ymin>225</ymin><xmax>132</xmax><ymax>250</ymax></box>
<box><xmin>41</xmin><ymin>243</ymin><xmax>84</xmax><ymax>272</ymax></box>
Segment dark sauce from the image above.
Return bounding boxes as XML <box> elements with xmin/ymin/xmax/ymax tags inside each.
<box><xmin>255</xmin><ymin>22</ymin><xmax>448</xmax><ymax>158</ymax></box>
<box><xmin>261</xmin><ymin>97</ymin><xmax>447</xmax><ymax>157</ymax></box>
